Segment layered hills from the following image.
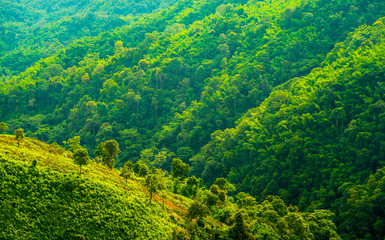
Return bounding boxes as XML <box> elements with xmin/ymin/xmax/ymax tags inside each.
<box><xmin>0</xmin><ymin>0</ymin><xmax>178</xmax><ymax>77</ymax></box>
<box><xmin>1</xmin><ymin>0</ymin><xmax>385</xmax><ymax>239</ymax></box>
<box><xmin>1</xmin><ymin>0</ymin><xmax>384</xmax><ymax>167</ymax></box>
<box><xmin>194</xmin><ymin>18</ymin><xmax>385</xmax><ymax>238</ymax></box>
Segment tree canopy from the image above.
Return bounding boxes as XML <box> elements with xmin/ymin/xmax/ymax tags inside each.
<box><xmin>2</xmin><ymin>0</ymin><xmax>385</xmax><ymax>239</ymax></box>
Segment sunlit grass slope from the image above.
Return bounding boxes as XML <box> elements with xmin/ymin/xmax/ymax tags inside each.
<box><xmin>0</xmin><ymin>135</ymin><xmax>190</xmax><ymax>239</ymax></box>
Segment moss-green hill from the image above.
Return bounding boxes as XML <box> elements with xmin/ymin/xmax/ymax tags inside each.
<box><xmin>0</xmin><ymin>135</ymin><xmax>342</xmax><ymax>239</ymax></box>
<box><xmin>0</xmin><ymin>135</ymin><xmax>189</xmax><ymax>239</ymax></box>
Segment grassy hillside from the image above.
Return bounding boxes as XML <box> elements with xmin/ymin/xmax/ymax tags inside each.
<box><xmin>2</xmin><ymin>0</ymin><xmax>385</xmax><ymax>239</ymax></box>
<box><xmin>0</xmin><ymin>135</ymin><xmax>189</xmax><ymax>239</ymax></box>
<box><xmin>0</xmin><ymin>135</ymin><xmax>341</xmax><ymax>239</ymax></box>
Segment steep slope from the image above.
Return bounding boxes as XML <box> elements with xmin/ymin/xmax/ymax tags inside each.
<box><xmin>1</xmin><ymin>0</ymin><xmax>385</xmax><ymax>170</ymax></box>
<box><xmin>0</xmin><ymin>135</ymin><xmax>188</xmax><ymax>239</ymax></box>
<box><xmin>193</xmin><ymin>18</ymin><xmax>385</xmax><ymax>239</ymax></box>
<box><xmin>0</xmin><ymin>135</ymin><xmax>341</xmax><ymax>239</ymax></box>
<box><xmin>335</xmin><ymin>167</ymin><xmax>385</xmax><ymax>239</ymax></box>
<box><xmin>0</xmin><ymin>0</ymin><xmax>177</xmax><ymax>77</ymax></box>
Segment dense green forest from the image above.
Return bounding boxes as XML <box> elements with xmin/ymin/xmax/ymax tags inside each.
<box><xmin>2</xmin><ymin>0</ymin><xmax>385</xmax><ymax>166</ymax></box>
<box><xmin>194</xmin><ymin>18</ymin><xmax>385</xmax><ymax>239</ymax></box>
<box><xmin>2</xmin><ymin>0</ymin><xmax>385</xmax><ymax>239</ymax></box>
<box><xmin>0</xmin><ymin>0</ymin><xmax>177</xmax><ymax>77</ymax></box>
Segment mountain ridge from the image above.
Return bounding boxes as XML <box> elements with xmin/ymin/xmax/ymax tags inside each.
<box><xmin>1</xmin><ymin>0</ymin><xmax>385</xmax><ymax>239</ymax></box>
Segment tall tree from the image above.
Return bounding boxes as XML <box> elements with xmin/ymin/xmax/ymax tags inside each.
<box><xmin>171</xmin><ymin>158</ymin><xmax>190</xmax><ymax>179</ymax></box>
<box><xmin>120</xmin><ymin>161</ymin><xmax>134</xmax><ymax>183</ymax></box>
<box><xmin>14</xmin><ymin>129</ymin><xmax>24</xmax><ymax>147</ymax></box>
<box><xmin>134</xmin><ymin>163</ymin><xmax>150</xmax><ymax>177</ymax></box>
<box><xmin>144</xmin><ymin>169</ymin><xmax>164</xmax><ymax>204</ymax></box>
<box><xmin>0</xmin><ymin>122</ymin><xmax>8</xmax><ymax>135</ymax></box>
<box><xmin>228</xmin><ymin>211</ymin><xmax>255</xmax><ymax>240</ymax></box>
<box><xmin>95</xmin><ymin>140</ymin><xmax>121</xmax><ymax>169</ymax></box>
<box><xmin>104</xmin><ymin>140</ymin><xmax>121</xmax><ymax>169</ymax></box>
<box><xmin>73</xmin><ymin>147</ymin><xmax>90</xmax><ymax>174</ymax></box>
<box><xmin>187</xmin><ymin>201</ymin><xmax>210</xmax><ymax>222</ymax></box>
<box><xmin>67</xmin><ymin>136</ymin><xmax>81</xmax><ymax>152</ymax></box>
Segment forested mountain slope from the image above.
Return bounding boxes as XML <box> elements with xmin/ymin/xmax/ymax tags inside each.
<box><xmin>193</xmin><ymin>18</ymin><xmax>385</xmax><ymax>239</ymax></box>
<box><xmin>0</xmin><ymin>135</ymin><xmax>185</xmax><ymax>239</ymax></box>
<box><xmin>0</xmin><ymin>135</ymin><xmax>341</xmax><ymax>239</ymax></box>
<box><xmin>0</xmin><ymin>0</ymin><xmax>177</xmax><ymax>77</ymax></box>
<box><xmin>1</xmin><ymin>0</ymin><xmax>385</xmax><ymax>239</ymax></box>
<box><xmin>1</xmin><ymin>0</ymin><xmax>384</xmax><ymax>171</ymax></box>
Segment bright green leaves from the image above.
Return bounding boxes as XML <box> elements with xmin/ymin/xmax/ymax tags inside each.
<box><xmin>171</xmin><ymin>158</ymin><xmax>190</xmax><ymax>179</ymax></box>
<box><xmin>95</xmin><ymin>140</ymin><xmax>121</xmax><ymax>169</ymax></box>
<box><xmin>144</xmin><ymin>169</ymin><xmax>165</xmax><ymax>203</ymax></box>
<box><xmin>73</xmin><ymin>148</ymin><xmax>90</xmax><ymax>174</ymax></box>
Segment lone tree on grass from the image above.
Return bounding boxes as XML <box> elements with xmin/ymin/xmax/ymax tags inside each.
<box><xmin>65</xmin><ymin>136</ymin><xmax>90</xmax><ymax>174</ymax></box>
<box><xmin>73</xmin><ymin>147</ymin><xmax>90</xmax><ymax>174</ymax></box>
<box><xmin>95</xmin><ymin>140</ymin><xmax>121</xmax><ymax>169</ymax></box>
<box><xmin>0</xmin><ymin>122</ymin><xmax>8</xmax><ymax>135</ymax></box>
<box><xmin>120</xmin><ymin>161</ymin><xmax>134</xmax><ymax>183</ymax></box>
<box><xmin>144</xmin><ymin>169</ymin><xmax>165</xmax><ymax>204</ymax></box>
<box><xmin>14</xmin><ymin>129</ymin><xmax>24</xmax><ymax>147</ymax></box>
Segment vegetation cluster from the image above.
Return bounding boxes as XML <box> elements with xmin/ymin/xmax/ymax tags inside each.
<box><xmin>0</xmin><ymin>0</ymin><xmax>178</xmax><ymax>77</ymax></box>
<box><xmin>0</xmin><ymin>135</ymin><xmax>340</xmax><ymax>239</ymax></box>
<box><xmin>1</xmin><ymin>0</ymin><xmax>385</xmax><ymax>239</ymax></box>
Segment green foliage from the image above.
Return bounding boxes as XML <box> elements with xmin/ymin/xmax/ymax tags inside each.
<box><xmin>0</xmin><ymin>0</ymin><xmax>178</xmax><ymax>77</ymax></box>
<box><xmin>228</xmin><ymin>211</ymin><xmax>254</xmax><ymax>240</ymax></box>
<box><xmin>14</xmin><ymin>128</ymin><xmax>24</xmax><ymax>147</ymax></box>
<box><xmin>209</xmin><ymin>183</ymin><xmax>227</xmax><ymax>205</ymax></box>
<box><xmin>193</xmin><ymin>17</ymin><xmax>385</xmax><ymax>240</ymax></box>
<box><xmin>236</xmin><ymin>192</ymin><xmax>256</xmax><ymax>208</ymax></box>
<box><xmin>66</xmin><ymin>136</ymin><xmax>81</xmax><ymax>152</ymax></box>
<box><xmin>215</xmin><ymin>177</ymin><xmax>236</xmax><ymax>192</ymax></box>
<box><xmin>0</xmin><ymin>158</ymin><xmax>175</xmax><ymax>239</ymax></box>
<box><xmin>0</xmin><ymin>122</ymin><xmax>8</xmax><ymax>134</ymax></box>
<box><xmin>238</xmin><ymin>196</ymin><xmax>341</xmax><ymax>240</ymax></box>
<box><xmin>187</xmin><ymin>201</ymin><xmax>210</xmax><ymax>222</ymax></box>
<box><xmin>144</xmin><ymin>169</ymin><xmax>165</xmax><ymax>203</ymax></box>
<box><xmin>0</xmin><ymin>135</ymin><xmax>343</xmax><ymax>239</ymax></box>
<box><xmin>95</xmin><ymin>140</ymin><xmax>121</xmax><ymax>169</ymax></box>
<box><xmin>2</xmin><ymin>0</ymin><xmax>384</xmax><ymax>173</ymax></box>
<box><xmin>3</xmin><ymin>0</ymin><xmax>385</xmax><ymax>239</ymax></box>
<box><xmin>134</xmin><ymin>162</ymin><xmax>150</xmax><ymax>177</ymax></box>
<box><xmin>181</xmin><ymin>176</ymin><xmax>202</xmax><ymax>198</ymax></box>
<box><xmin>335</xmin><ymin>167</ymin><xmax>385</xmax><ymax>239</ymax></box>
<box><xmin>171</xmin><ymin>158</ymin><xmax>190</xmax><ymax>179</ymax></box>
<box><xmin>205</xmin><ymin>191</ymin><xmax>219</xmax><ymax>207</ymax></box>
<box><xmin>72</xmin><ymin>147</ymin><xmax>90</xmax><ymax>174</ymax></box>
<box><xmin>120</xmin><ymin>161</ymin><xmax>134</xmax><ymax>183</ymax></box>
